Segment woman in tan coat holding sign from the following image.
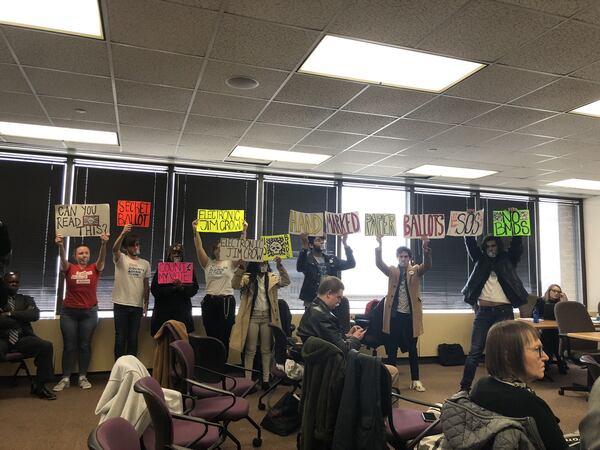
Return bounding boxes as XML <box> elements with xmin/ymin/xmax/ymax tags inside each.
<box><xmin>375</xmin><ymin>235</ymin><xmax>431</xmax><ymax>392</ymax></box>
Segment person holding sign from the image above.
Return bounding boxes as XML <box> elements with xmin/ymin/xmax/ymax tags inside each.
<box><xmin>53</xmin><ymin>232</ymin><xmax>109</xmax><ymax>392</ymax></box>
<box><xmin>192</xmin><ymin>219</ymin><xmax>247</xmax><ymax>357</ymax></box>
<box><xmin>111</xmin><ymin>225</ymin><xmax>150</xmax><ymax>360</ymax></box>
<box><xmin>150</xmin><ymin>243</ymin><xmax>199</xmax><ymax>337</ymax></box>
<box><xmin>230</xmin><ymin>258</ymin><xmax>290</xmax><ymax>390</ymax></box>
<box><xmin>375</xmin><ymin>235</ymin><xmax>431</xmax><ymax>392</ymax></box>
<box><xmin>459</xmin><ymin>214</ymin><xmax>529</xmax><ymax>393</ymax></box>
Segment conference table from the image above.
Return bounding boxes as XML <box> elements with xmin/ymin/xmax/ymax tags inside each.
<box><xmin>566</xmin><ymin>332</ymin><xmax>600</xmax><ymax>342</ymax></box>
<box><xmin>516</xmin><ymin>318</ymin><xmax>558</xmax><ymax>329</ymax></box>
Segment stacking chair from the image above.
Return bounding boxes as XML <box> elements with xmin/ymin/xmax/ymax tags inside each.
<box><xmin>1</xmin><ymin>352</ymin><xmax>33</xmax><ymax>387</ymax></box>
<box><xmin>88</xmin><ymin>417</ymin><xmax>142</xmax><ymax>450</ymax></box>
<box><xmin>134</xmin><ymin>376</ymin><xmax>224</xmax><ymax>450</ymax></box>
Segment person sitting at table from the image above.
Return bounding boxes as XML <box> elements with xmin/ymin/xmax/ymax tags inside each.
<box><xmin>533</xmin><ymin>284</ymin><xmax>568</xmax><ymax>375</ymax></box>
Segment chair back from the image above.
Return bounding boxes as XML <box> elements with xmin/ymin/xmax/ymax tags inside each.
<box><xmin>133</xmin><ymin>377</ymin><xmax>173</xmax><ymax>450</ymax></box>
<box><xmin>581</xmin><ymin>354</ymin><xmax>600</xmax><ymax>383</ymax></box>
<box><xmin>88</xmin><ymin>417</ymin><xmax>140</xmax><ymax>450</ymax></box>
<box><xmin>269</xmin><ymin>323</ymin><xmax>289</xmax><ymax>365</ymax></box>
<box><xmin>278</xmin><ymin>298</ymin><xmax>293</xmax><ymax>337</ymax></box>
<box><xmin>189</xmin><ymin>335</ymin><xmax>227</xmax><ymax>384</ymax></box>
<box><xmin>518</xmin><ymin>294</ymin><xmax>538</xmax><ymax>319</ymax></box>
<box><xmin>555</xmin><ymin>301</ymin><xmax>598</xmax><ymax>352</ymax></box>
<box><xmin>170</xmin><ymin>340</ymin><xmax>195</xmax><ymax>393</ymax></box>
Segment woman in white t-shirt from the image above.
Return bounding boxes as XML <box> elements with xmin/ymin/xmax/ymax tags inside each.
<box><xmin>192</xmin><ymin>219</ymin><xmax>246</xmax><ymax>357</ymax></box>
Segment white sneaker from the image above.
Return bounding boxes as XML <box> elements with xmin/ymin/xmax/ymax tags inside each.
<box><xmin>78</xmin><ymin>376</ymin><xmax>92</xmax><ymax>389</ymax></box>
<box><xmin>410</xmin><ymin>380</ymin><xmax>426</xmax><ymax>392</ymax></box>
<box><xmin>52</xmin><ymin>377</ymin><xmax>70</xmax><ymax>392</ymax></box>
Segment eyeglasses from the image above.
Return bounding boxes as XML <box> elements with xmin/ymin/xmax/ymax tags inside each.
<box><xmin>529</xmin><ymin>345</ymin><xmax>545</xmax><ymax>358</ymax></box>
<box><xmin>550</xmin><ymin>288</ymin><xmax>562</xmax><ymax>294</ymax></box>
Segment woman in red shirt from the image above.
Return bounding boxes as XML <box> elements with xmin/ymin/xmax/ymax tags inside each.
<box><xmin>52</xmin><ymin>233</ymin><xmax>108</xmax><ymax>392</ymax></box>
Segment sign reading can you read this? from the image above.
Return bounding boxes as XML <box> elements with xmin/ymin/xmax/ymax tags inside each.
<box><xmin>55</xmin><ymin>204</ymin><xmax>110</xmax><ymax>237</ymax></box>
<box><xmin>117</xmin><ymin>200</ymin><xmax>151</xmax><ymax>227</ymax></box>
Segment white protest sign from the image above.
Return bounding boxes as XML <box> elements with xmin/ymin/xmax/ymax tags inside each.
<box><xmin>288</xmin><ymin>210</ymin><xmax>324</xmax><ymax>236</ymax></box>
<box><xmin>447</xmin><ymin>210</ymin><xmax>484</xmax><ymax>237</ymax></box>
<box><xmin>324</xmin><ymin>211</ymin><xmax>360</xmax><ymax>235</ymax></box>
<box><xmin>364</xmin><ymin>213</ymin><xmax>396</xmax><ymax>236</ymax></box>
<box><xmin>55</xmin><ymin>204</ymin><xmax>110</xmax><ymax>237</ymax></box>
<box><xmin>219</xmin><ymin>238</ymin><xmax>265</xmax><ymax>262</ymax></box>
<box><xmin>403</xmin><ymin>214</ymin><xmax>446</xmax><ymax>239</ymax></box>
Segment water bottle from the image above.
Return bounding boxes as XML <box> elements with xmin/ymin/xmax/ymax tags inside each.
<box><xmin>533</xmin><ymin>308</ymin><xmax>540</xmax><ymax>323</ymax></box>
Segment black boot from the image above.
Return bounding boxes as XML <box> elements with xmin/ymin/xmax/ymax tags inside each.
<box><xmin>31</xmin><ymin>383</ymin><xmax>57</xmax><ymax>400</ymax></box>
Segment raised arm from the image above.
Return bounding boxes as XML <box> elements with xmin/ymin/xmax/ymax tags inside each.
<box><xmin>464</xmin><ymin>236</ymin><xmax>482</xmax><ymax>262</ymax></box>
<box><xmin>55</xmin><ymin>234</ymin><xmax>69</xmax><ymax>272</ymax></box>
<box><xmin>274</xmin><ymin>257</ymin><xmax>291</xmax><ymax>288</ymax></box>
<box><xmin>191</xmin><ymin>220</ymin><xmax>209</xmax><ymax>269</ymax></box>
<box><xmin>335</xmin><ymin>234</ymin><xmax>356</xmax><ymax>271</ymax></box>
<box><xmin>374</xmin><ymin>235</ymin><xmax>390</xmax><ymax>277</ymax></box>
<box><xmin>296</xmin><ymin>233</ymin><xmax>310</xmax><ymax>273</ymax></box>
<box><xmin>416</xmin><ymin>235</ymin><xmax>432</xmax><ymax>276</ymax></box>
<box><xmin>96</xmin><ymin>232</ymin><xmax>109</xmax><ymax>271</ymax></box>
<box><xmin>240</xmin><ymin>220</ymin><xmax>248</xmax><ymax>240</ymax></box>
<box><xmin>112</xmin><ymin>224</ymin><xmax>132</xmax><ymax>263</ymax></box>
<box><xmin>507</xmin><ymin>236</ymin><xmax>523</xmax><ymax>266</ymax></box>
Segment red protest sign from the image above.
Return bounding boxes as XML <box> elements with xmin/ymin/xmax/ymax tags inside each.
<box><xmin>117</xmin><ymin>200</ymin><xmax>151</xmax><ymax>227</ymax></box>
<box><xmin>157</xmin><ymin>262</ymin><xmax>194</xmax><ymax>284</ymax></box>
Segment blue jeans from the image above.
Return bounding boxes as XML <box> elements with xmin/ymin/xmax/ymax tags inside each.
<box><xmin>460</xmin><ymin>304</ymin><xmax>514</xmax><ymax>390</ymax></box>
<box><xmin>60</xmin><ymin>307</ymin><xmax>98</xmax><ymax>377</ymax></box>
<box><xmin>113</xmin><ymin>303</ymin><xmax>143</xmax><ymax>359</ymax></box>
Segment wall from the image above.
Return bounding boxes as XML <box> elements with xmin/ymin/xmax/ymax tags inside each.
<box><xmin>584</xmin><ymin>196</ymin><xmax>600</xmax><ymax>312</ymax></box>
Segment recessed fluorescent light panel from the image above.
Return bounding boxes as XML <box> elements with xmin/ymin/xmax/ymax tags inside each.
<box><xmin>0</xmin><ymin>0</ymin><xmax>103</xmax><ymax>39</ymax></box>
<box><xmin>547</xmin><ymin>178</ymin><xmax>600</xmax><ymax>190</ymax></box>
<box><xmin>299</xmin><ymin>35</ymin><xmax>485</xmax><ymax>93</ymax></box>
<box><xmin>571</xmin><ymin>100</ymin><xmax>600</xmax><ymax>118</ymax></box>
<box><xmin>407</xmin><ymin>164</ymin><xmax>496</xmax><ymax>179</ymax></box>
<box><xmin>0</xmin><ymin>122</ymin><xmax>118</xmax><ymax>145</ymax></box>
<box><xmin>230</xmin><ymin>146</ymin><xmax>330</xmax><ymax>165</ymax></box>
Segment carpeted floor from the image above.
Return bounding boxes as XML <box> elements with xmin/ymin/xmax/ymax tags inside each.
<box><xmin>0</xmin><ymin>361</ymin><xmax>591</xmax><ymax>449</ymax></box>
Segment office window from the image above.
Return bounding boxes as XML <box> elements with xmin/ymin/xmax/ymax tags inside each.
<box><xmin>263</xmin><ymin>176</ymin><xmax>337</xmax><ymax>310</ymax></box>
<box><xmin>71</xmin><ymin>161</ymin><xmax>169</xmax><ymax>310</ymax></box>
<box><xmin>0</xmin><ymin>154</ymin><xmax>65</xmax><ymax>312</ymax></box>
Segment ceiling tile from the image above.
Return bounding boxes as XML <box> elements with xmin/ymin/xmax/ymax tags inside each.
<box><xmin>465</xmin><ymin>106</ymin><xmax>555</xmax><ymax>131</ymax></box>
<box><xmin>235</xmin><ymin>138</ymin><xmax>292</xmax><ymax>151</ymax></box>
<box><xmin>51</xmin><ymin>119</ymin><xmax>117</xmax><ymax>132</ymax></box>
<box><xmin>496</xmin><ymin>0</ymin><xmax>589</xmax><ymax>17</ymax></box>
<box><xmin>479</xmin><ymin>132</ymin><xmax>554</xmax><ymax>151</ymax></box>
<box><xmin>517</xmin><ymin>113</ymin><xmax>599</xmax><ymax>138</ymax></box>
<box><xmin>527</xmin><ymin>139</ymin><xmax>599</xmax><ymax>157</ymax></box>
<box><xmin>118</xmin><ymin>106</ymin><xmax>185</xmax><ymax>130</ymax></box>
<box><xmin>406</xmin><ymin>97</ymin><xmax>497</xmax><ymax>124</ymax></box>
<box><xmin>375</xmin><ymin>154</ymin><xmax>433</xmax><ymax>168</ymax></box>
<box><xmin>427</xmin><ymin>126</ymin><xmax>504</xmax><ymax>146</ymax></box>
<box><xmin>258</xmin><ymin>102</ymin><xmax>333</xmax><ymax>128</ymax></box>
<box><xmin>574</xmin><ymin>4</ymin><xmax>600</xmax><ymax>25</ymax></box>
<box><xmin>211</xmin><ymin>15</ymin><xmax>319</xmax><ymax>70</ymax></box>
<box><xmin>0</xmin><ymin>34</ymin><xmax>13</xmax><ymax>63</ymax></box>
<box><xmin>119</xmin><ymin>125</ymin><xmax>180</xmax><ymax>145</ymax></box>
<box><xmin>329</xmin><ymin>0</ymin><xmax>469</xmax><ymax>48</ymax></box>
<box><xmin>64</xmin><ymin>142</ymin><xmax>121</xmax><ymax>153</ymax></box>
<box><xmin>275</xmin><ymin>73</ymin><xmax>365</xmax><ymax>109</ymax></box>
<box><xmin>292</xmin><ymin>145</ymin><xmax>338</xmax><ymax>156</ymax></box>
<box><xmin>326</xmin><ymin>151</ymin><xmax>388</xmax><ymax>165</ymax></box>
<box><xmin>115</xmin><ymin>80</ymin><xmax>192</xmax><ymax>112</ymax></box>
<box><xmin>350</xmin><ymin>136</ymin><xmax>416</xmax><ymax>154</ymax></box>
<box><xmin>25</xmin><ymin>68</ymin><xmax>113</xmax><ymax>102</ymax></box>
<box><xmin>0</xmin><ymin>113</ymin><xmax>50</xmax><ymax>125</ymax></box>
<box><xmin>376</xmin><ymin>119</ymin><xmax>454</xmax><ymax>140</ymax></box>
<box><xmin>353</xmin><ymin>165</ymin><xmax>404</xmax><ymax>177</ymax></box>
<box><xmin>111</xmin><ymin>44</ymin><xmax>203</xmax><ymax>88</ymax></box>
<box><xmin>500</xmin><ymin>21</ymin><xmax>600</xmax><ymax>75</ymax></box>
<box><xmin>417</xmin><ymin>0</ymin><xmax>560</xmax><ymax>61</ymax></box>
<box><xmin>0</xmin><ymin>64</ymin><xmax>30</xmax><ymax>93</ymax></box>
<box><xmin>269</xmin><ymin>161</ymin><xmax>319</xmax><ymax>170</ymax></box>
<box><xmin>41</xmin><ymin>97</ymin><xmax>116</xmax><ymax>123</ymax></box>
<box><xmin>567</xmin><ymin>126</ymin><xmax>600</xmax><ymax>144</ymax></box>
<box><xmin>312</xmin><ymin>160</ymin><xmax>363</xmax><ymax>174</ymax></box>
<box><xmin>450</xmin><ymin>147</ymin><xmax>548</xmax><ymax>165</ymax></box>
<box><xmin>192</xmin><ymin>92</ymin><xmax>267</xmax><ymax>121</ymax></box>
<box><xmin>185</xmin><ymin>115</ymin><xmax>250</xmax><ymax>138</ymax></box>
<box><xmin>199</xmin><ymin>60</ymin><xmax>289</xmax><ymax>100</ymax></box>
<box><xmin>510</xmin><ymin>78</ymin><xmax>600</xmax><ymax>112</ymax></box>
<box><xmin>177</xmin><ymin>134</ymin><xmax>238</xmax><ymax>159</ymax></box>
<box><xmin>398</xmin><ymin>142</ymin><xmax>465</xmax><ymax>159</ymax></box>
<box><xmin>3</xmin><ymin>27</ymin><xmax>109</xmax><ymax>76</ymax></box>
<box><xmin>572</xmin><ymin>60</ymin><xmax>600</xmax><ymax>83</ymax></box>
<box><xmin>297</xmin><ymin>130</ymin><xmax>365</xmax><ymax>149</ymax></box>
<box><xmin>107</xmin><ymin>0</ymin><xmax>218</xmax><ymax>55</ymax></box>
<box><xmin>0</xmin><ymin>91</ymin><xmax>45</xmax><ymax>116</ymax></box>
<box><xmin>243</xmin><ymin>123</ymin><xmax>310</xmax><ymax>144</ymax></box>
<box><xmin>318</xmin><ymin>111</ymin><xmax>396</xmax><ymax>134</ymax></box>
<box><xmin>121</xmin><ymin>142</ymin><xmax>177</xmax><ymax>158</ymax></box>
<box><xmin>343</xmin><ymin>86</ymin><xmax>435</xmax><ymax>117</ymax></box>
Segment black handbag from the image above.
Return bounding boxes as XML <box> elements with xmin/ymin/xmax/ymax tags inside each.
<box><xmin>260</xmin><ymin>392</ymin><xmax>301</xmax><ymax>436</ymax></box>
<box><xmin>437</xmin><ymin>343</ymin><xmax>466</xmax><ymax>366</ymax></box>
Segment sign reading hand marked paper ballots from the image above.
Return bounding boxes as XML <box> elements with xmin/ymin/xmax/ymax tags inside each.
<box><xmin>325</xmin><ymin>211</ymin><xmax>360</xmax><ymax>235</ymax></box>
<box><xmin>55</xmin><ymin>204</ymin><xmax>110</xmax><ymax>237</ymax></box>
<box><xmin>219</xmin><ymin>238</ymin><xmax>265</xmax><ymax>262</ymax></box>
<box><xmin>403</xmin><ymin>214</ymin><xmax>446</xmax><ymax>239</ymax></box>
<box><xmin>157</xmin><ymin>262</ymin><xmax>194</xmax><ymax>284</ymax></box>
<box><xmin>447</xmin><ymin>210</ymin><xmax>484</xmax><ymax>237</ymax></box>
<box><xmin>117</xmin><ymin>200</ymin><xmax>151</xmax><ymax>227</ymax></box>
<box><xmin>196</xmin><ymin>209</ymin><xmax>245</xmax><ymax>233</ymax></box>
<box><xmin>364</xmin><ymin>214</ymin><xmax>396</xmax><ymax>236</ymax></box>
<box><xmin>493</xmin><ymin>209</ymin><xmax>531</xmax><ymax>237</ymax></box>
<box><xmin>288</xmin><ymin>210</ymin><xmax>324</xmax><ymax>236</ymax></box>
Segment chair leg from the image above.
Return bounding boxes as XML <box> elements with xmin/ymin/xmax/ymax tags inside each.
<box><xmin>258</xmin><ymin>378</ymin><xmax>283</xmax><ymax>410</ymax></box>
<box><xmin>11</xmin><ymin>361</ymin><xmax>32</xmax><ymax>387</ymax></box>
<box><xmin>222</xmin><ymin>427</ymin><xmax>241</xmax><ymax>450</ymax></box>
<box><xmin>244</xmin><ymin>416</ymin><xmax>262</xmax><ymax>447</ymax></box>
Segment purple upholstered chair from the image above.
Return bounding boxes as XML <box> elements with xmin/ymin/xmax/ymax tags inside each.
<box><xmin>87</xmin><ymin>417</ymin><xmax>141</xmax><ymax>450</ymax></box>
<box><xmin>134</xmin><ymin>376</ymin><xmax>224</xmax><ymax>450</ymax></box>
<box><xmin>170</xmin><ymin>340</ymin><xmax>263</xmax><ymax>449</ymax></box>
<box><xmin>385</xmin><ymin>391</ymin><xmax>442</xmax><ymax>449</ymax></box>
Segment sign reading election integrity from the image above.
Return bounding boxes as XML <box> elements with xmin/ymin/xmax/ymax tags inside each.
<box><xmin>364</xmin><ymin>213</ymin><xmax>396</xmax><ymax>236</ymax></box>
<box><xmin>493</xmin><ymin>209</ymin><xmax>531</xmax><ymax>237</ymax></box>
<box><xmin>262</xmin><ymin>234</ymin><xmax>293</xmax><ymax>260</ymax></box>
<box><xmin>157</xmin><ymin>262</ymin><xmax>194</xmax><ymax>284</ymax></box>
<box><xmin>447</xmin><ymin>210</ymin><xmax>484</xmax><ymax>237</ymax></box>
<box><xmin>219</xmin><ymin>238</ymin><xmax>265</xmax><ymax>262</ymax></box>
<box><xmin>325</xmin><ymin>211</ymin><xmax>360</xmax><ymax>235</ymax></box>
<box><xmin>288</xmin><ymin>210</ymin><xmax>324</xmax><ymax>236</ymax></box>
<box><xmin>117</xmin><ymin>200</ymin><xmax>151</xmax><ymax>227</ymax></box>
<box><xmin>55</xmin><ymin>204</ymin><xmax>110</xmax><ymax>237</ymax></box>
<box><xmin>196</xmin><ymin>209</ymin><xmax>245</xmax><ymax>233</ymax></box>
<box><xmin>403</xmin><ymin>214</ymin><xmax>446</xmax><ymax>239</ymax></box>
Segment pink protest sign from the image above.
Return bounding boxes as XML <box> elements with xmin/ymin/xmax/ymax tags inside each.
<box><xmin>157</xmin><ymin>262</ymin><xmax>194</xmax><ymax>284</ymax></box>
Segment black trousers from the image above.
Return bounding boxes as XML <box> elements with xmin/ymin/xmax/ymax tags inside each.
<box><xmin>0</xmin><ymin>335</ymin><xmax>54</xmax><ymax>385</ymax></box>
<box><xmin>385</xmin><ymin>313</ymin><xmax>420</xmax><ymax>380</ymax></box>
<box><xmin>201</xmin><ymin>295</ymin><xmax>236</xmax><ymax>358</ymax></box>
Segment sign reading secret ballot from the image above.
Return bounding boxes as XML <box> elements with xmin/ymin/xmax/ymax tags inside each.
<box><xmin>117</xmin><ymin>200</ymin><xmax>151</xmax><ymax>227</ymax></box>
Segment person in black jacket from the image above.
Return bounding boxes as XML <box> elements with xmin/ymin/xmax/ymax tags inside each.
<box><xmin>459</xmin><ymin>225</ymin><xmax>529</xmax><ymax>392</ymax></box>
<box><xmin>0</xmin><ymin>272</ymin><xmax>56</xmax><ymax>400</ymax></box>
<box><xmin>533</xmin><ymin>284</ymin><xmax>569</xmax><ymax>375</ymax></box>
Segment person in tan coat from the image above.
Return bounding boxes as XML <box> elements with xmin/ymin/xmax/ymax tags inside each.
<box><xmin>230</xmin><ymin>257</ymin><xmax>290</xmax><ymax>390</ymax></box>
<box><xmin>375</xmin><ymin>235</ymin><xmax>431</xmax><ymax>392</ymax></box>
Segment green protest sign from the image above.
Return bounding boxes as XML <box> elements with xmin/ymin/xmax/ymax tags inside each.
<box><xmin>492</xmin><ymin>210</ymin><xmax>531</xmax><ymax>237</ymax></box>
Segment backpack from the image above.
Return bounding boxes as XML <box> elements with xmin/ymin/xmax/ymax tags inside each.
<box><xmin>437</xmin><ymin>343</ymin><xmax>466</xmax><ymax>366</ymax></box>
<box><xmin>260</xmin><ymin>392</ymin><xmax>301</xmax><ymax>436</ymax></box>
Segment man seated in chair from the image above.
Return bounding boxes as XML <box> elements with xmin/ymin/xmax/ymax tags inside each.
<box><xmin>0</xmin><ymin>272</ymin><xmax>56</xmax><ymax>400</ymax></box>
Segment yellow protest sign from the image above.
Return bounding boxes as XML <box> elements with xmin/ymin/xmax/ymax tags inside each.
<box><xmin>196</xmin><ymin>209</ymin><xmax>245</xmax><ymax>233</ymax></box>
<box><xmin>262</xmin><ymin>234</ymin><xmax>293</xmax><ymax>260</ymax></box>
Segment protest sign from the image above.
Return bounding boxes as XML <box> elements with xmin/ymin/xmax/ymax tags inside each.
<box><xmin>196</xmin><ymin>209</ymin><xmax>245</xmax><ymax>233</ymax></box>
<box><xmin>324</xmin><ymin>211</ymin><xmax>360</xmax><ymax>235</ymax></box>
<box><xmin>157</xmin><ymin>262</ymin><xmax>194</xmax><ymax>284</ymax></box>
<box><xmin>262</xmin><ymin>234</ymin><xmax>293</xmax><ymax>260</ymax></box>
<box><xmin>447</xmin><ymin>210</ymin><xmax>484</xmax><ymax>237</ymax></box>
<box><xmin>219</xmin><ymin>238</ymin><xmax>265</xmax><ymax>262</ymax></box>
<box><xmin>364</xmin><ymin>213</ymin><xmax>396</xmax><ymax>236</ymax></box>
<box><xmin>288</xmin><ymin>210</ymin><xmax>324</xmax><ymax>236</ymax></box>
<box><xmin>55</xmin><ymin>204</ymin><xmax>110</xmax><ymax>237</ymax></box>
<box><xmin>493</xmin><ymin>209</ymin><xmax>531</xmax><ymax>237</ymax></box>
<box><xmin>403</xmin><ymin>214</ymin><xmax>446</xmax><ymax>239</ymax></box>
<box><xmin>117</xmin><ymin>200</ymin><xmax>151</xmax><ymax>227</ymax></box>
